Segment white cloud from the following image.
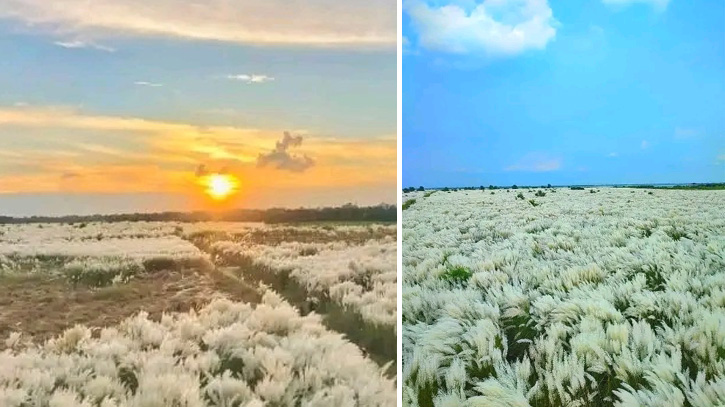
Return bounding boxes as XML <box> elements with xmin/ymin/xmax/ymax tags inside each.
<box><xmin>641</xmin><ymin>140</ymin><xmax>650</xmax><ymax>149</ymax></box>
<box><xmin>227</xmin><ymin>74</ymin><xmax>275</xmax><ymax>84</ymax></box>
<box><xmin>505</xmin><ymin>152</ymin><xmax>561</xmax><ymax>172</ymax></box>
<box><xmin>404</xmin><ymin>0</ymin><xmax>557</xmax><ymax>56</ymax></box>
<box><xmin>608</xmin><ymin>152</ymin><xmax>619</xmax><ymax>157</ymax></box>
<box><xmin>602</xmin><ymin>0</ymin><xmax>670</xmax><ymax>11</ymax></box>
<box><xmin>674</xmin><ymin>127</ymin><xmax>698</xmax><ymax>139</ymax></box>
<box><xmin>0</xmin><ymin>0</ymin><xmax>395</xmax><ymax>47</ymax></box>
<box><xmin>54</xmin><ymin>40</ymin><xmax>115</xmax><ymax>52</ymax></box>
<box><xmin>134</xmin><ymin>81</ymin><xmax>163</xmax><ymax>87</ymax></box>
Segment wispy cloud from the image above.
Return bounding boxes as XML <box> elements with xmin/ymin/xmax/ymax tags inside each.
<box><xmin>54</xmin><ymin>40</ymin><xmax>115</xmax><ymax>52</ymax></box>
<box><xmin>404</xmin><ymin>0</ymin><xmax>557</xmax><ymax>56</ymax></box>
<box><xmin>226</xmin><ymin>74</ymin><xmax>275</xmax><ymax>84</ymax></box>
<box><xmin>0</xmin><ymin>0</ymin><xmax>395</xmax><ymax>48</ymax></box>
<box><xmin>134</xmin><ymin>81</ymin><xmax>163</xmax><ymax>87</ymax></box>
<box><xmin>608</xmin><ymin>152</ymin><xmax>619</xmax><ymax>157</ymax></box>
<box><xmin>674</xmin><ymin>127</ymin><xmax>698</xmax><ymax>139</ymax></box>
<box><xmin>505</xmin><ymin>152</ymin><xmax>562</xmax><ymax>172</ymax></box>
<box><xmin>602</xmin><ymin>0</ymin><xmax>670</xmax><ymax>11</ymax></box>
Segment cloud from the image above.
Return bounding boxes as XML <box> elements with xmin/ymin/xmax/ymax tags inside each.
<box><xmin>134</xmin><ymin>81</ymin><xmax>163</xmax><ymax>87</ymax></box>
<box><xmin>54</xmin><ymin>39</ymin><xmax>115</xmax><ymax>52</ymax></box>
<box><xmin>404</xmin><ymin>0</ymin><xmax>557</xmax><ymax>56</ymax></box>
<box><xmin>257</xmin><ymin>132</ymin><xmax>316</xmax><ymax>172</ymax></box>
<box><xmin>0</xmin><ymin>0</ymin><xmax>395</xmax><ymax>47</ymax></box>
<box><xmin>718</xmin><ymin>154</ymin><xmax>725</xmax><ymax>162</ymax></box>
<box><xmin>60</xmin><ymin>172</ymin><xmax>81</xmax><ymax>179</ymax></box>
<box><xmin>602</xmin><ymin>0</ymin><xmax>670</xmax><ymax>11</ymax></box>
<box><xmin>0</xmin><ymin>106</ymin><xmax>394</xmax><ymax>194</ymax></box>
<box><xmin>674</xmin><ymin>127</ymin><xmax>698</xmax><ymax>139</ymax></box>
<box><xmin>641</xmin><ymin>140</ymin><xmax>650</xmax><ymax>149</ymax></box>
<box><xmin>608</xmin><ymin>152</ymin><xmax>619</xmax><ymax>157</ymax></box>
<box><xmin>505</xmin><ymin>152</ymin><xmax>561</xmax><ymax>172</ymax></box>
<box><xmin>226</xmin><ymin>74</ymin><xmax>275</xmax><ymax>84</ymax></box>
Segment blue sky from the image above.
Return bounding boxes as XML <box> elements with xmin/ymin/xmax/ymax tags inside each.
<box><xmin>0</xmin><ymin>0</ymin><xmax>395</xmax><ymax>216</ymax></box>
<box><xmin>403</xmin><ymin>0</ymin><xmax>725</xmax><ymax>187</ymax></box>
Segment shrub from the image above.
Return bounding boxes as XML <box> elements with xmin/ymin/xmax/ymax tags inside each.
<box><xmin>535</xmin><ymin>191</ymin><xmax>546</xmax><ymax>197</ymax></box>
<box><xmin>528</xmin><ymin>199</ymin><xmax>540</xmax><ymax>207</ymax></box>
<box><xmin>516</xmin><ymin>192</ymin><xmax>525</xmax><ymax>200</ymax></box>
<box><xmin>402</xmin><ymin>199</ymin><xmax>416</xmax><ymax>210</ymax></box>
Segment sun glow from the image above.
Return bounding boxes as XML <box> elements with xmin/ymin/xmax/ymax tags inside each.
<box><xmin>205</xmin><ymin>174</ymin><xmax>239</xmax><ymax>200</ymax></box>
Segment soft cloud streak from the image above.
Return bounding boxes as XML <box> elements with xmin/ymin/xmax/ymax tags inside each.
<box><xmin>134</xmin><ymin>81</ymin><xmax>163</xmax><ymax>87</ymax></box>
<box><xmin>0</xmin><ymin>0</ymin><xmax>395</xmax><ymax>47</ymax></box>
<box><xmin>54</xmin><ymin>39</ymin><xmax>115</xmax><ymax>52</ymax></box>
<box><xmin>227</xmin><ymin>74</ymin><xmax>275</xmax><ymax>84</ymax></box>
<box><xmin>602</xmin><ymin>0</ymin><xmax>670</xmax><ymax>11</ymax></box>
<box><xmin>505</xmin><ymin>152</ymin><xmax>562</xmax><ymax>172</ymax></box>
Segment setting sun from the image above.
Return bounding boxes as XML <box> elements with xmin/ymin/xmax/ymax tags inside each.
<box><xmin>205</xmin><ymin>174</ymin><xmax>239</xmax><ymax>200</ymax></box>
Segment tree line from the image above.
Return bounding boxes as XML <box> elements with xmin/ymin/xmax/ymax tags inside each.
<box><xmin>0</xmin><ymin>204</ymin><xmax>397</xmax><ymax>225</ymax></box>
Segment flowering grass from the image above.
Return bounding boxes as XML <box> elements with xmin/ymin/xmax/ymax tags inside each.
<box><xmin>0</xmin><ymin>221</ymin><xmax>397</xmax><ymax>404</ymax></box>
<box><xmin>402</xmin><ymin>188</ymin><xmax>725</xmax><ymax>407</ymax></box>
<box><xmin>0</xmin><ymin>289</ymin><xmax>395</xmax><ymax>407</ymax></box>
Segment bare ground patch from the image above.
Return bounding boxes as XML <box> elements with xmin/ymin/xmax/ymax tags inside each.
<box><xmin>0</xmin><ymin>267</ymin><xmax>260</xmax><ymax>347</ymax></box>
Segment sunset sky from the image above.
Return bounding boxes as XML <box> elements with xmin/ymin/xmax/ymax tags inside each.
<box><xmin>0</xmin><ymin>0</ymin><xmax>396</xmax><ymax>216</ymax></box>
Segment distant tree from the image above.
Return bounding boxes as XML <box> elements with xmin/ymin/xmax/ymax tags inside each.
<box><xmin>512</xmin><ymin>185</ymin><xmax>519</xmax><ymax>189</ymax></box>
<box><xmin>489</xmin><ymin>185</ymin><xmax>495</xmax><ymax>190</ymax></box>
<box><xmin>417</xmin><ymin>186</ymin><xmax>425</xmax><ymax>191</ymax></box>
<box><xmin>442</xmin><ymin>187</ymin><xmax>450</xmax><ymax>192</ymax></box>
<box><xmin>547</xmin><ymin>184</ymin><xmax>552</xmax><ymax>188</ymax></box>
<box><xmin>479</xmin><ymin>186</ymin><xmax>485</xmax><ymax>190</ymax></box>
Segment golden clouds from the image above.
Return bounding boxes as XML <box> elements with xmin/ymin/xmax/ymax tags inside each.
<box><xmin>0</xmin><ymin>107</ymin><xmax>396</xmax><ymax>201</ymax></box>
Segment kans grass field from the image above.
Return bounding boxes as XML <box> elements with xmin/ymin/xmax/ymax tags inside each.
<box><xmin>0</xmin><ymin>221</ymin><xmax>396</xmax><ymax>406</ymax></box>
<box><xmin>402</xmin><ymin>187</ymin><xmax>725</xmax><ymax>407</ymax></box>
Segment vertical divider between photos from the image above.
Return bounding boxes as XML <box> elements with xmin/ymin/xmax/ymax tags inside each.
<box><xmin>396</xmin><ymin>0</ymin><xmax>404</xmax><ymax>403</ymax></box>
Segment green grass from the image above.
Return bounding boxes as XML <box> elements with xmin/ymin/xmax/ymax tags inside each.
<box><xmin>402</xmin><ymin>199</ymin><xmax>417</xmax><ymax>210</ymax></box>
<box><xmin>440</xmin><ymin>266</ymin><xmax>472</xmax><ymax>284</ymax></box>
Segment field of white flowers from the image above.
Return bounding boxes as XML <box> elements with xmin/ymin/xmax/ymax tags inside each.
<box><xmin>0</xmin><ymin>221</ymin><xmax>397</xmax><ymax>406</ymax></box>
<box><xmin>402</xmin><ymin>188</ymin><xmax>725</xmax><ymax>407</ymax></box>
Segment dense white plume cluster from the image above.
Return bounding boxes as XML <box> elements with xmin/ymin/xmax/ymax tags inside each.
<box><xmin>210</xmin><ymin>237</ymin><xmax>397</xmax><ymax>327</ymax></box>
<box><xmin>0</xmin><ymin>288</ymin><xmax>395</xmax><ymax>406</ymax></box>
<box><xmin>0</xmin><ymin>222</ymin><xmax>211</xmax><ymax>284</ymax></box>
<box><xmin>402</xmin><ymin>188</ymin><xmax>725</xmax><ymax>407</ymax></box>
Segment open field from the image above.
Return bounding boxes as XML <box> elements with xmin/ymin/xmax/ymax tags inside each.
<box><xmin>402</xmin><ymin>187</ymin><xmax>725</xmax><ymax>407</ymax></box>
<box><xmin>0</xmin><ymin>221</ymin><xmax>396</xmax><ymax>406</ymax></box>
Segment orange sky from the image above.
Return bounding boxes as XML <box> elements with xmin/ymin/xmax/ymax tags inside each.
<box><xmin>0</xmin><ymin>107</ymin><xmax>396</xmax><ymax>211</ymax></box>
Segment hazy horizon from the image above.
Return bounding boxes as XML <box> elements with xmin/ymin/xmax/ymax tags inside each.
<box><xmin>0</xmin><ymin>186</ymin><xmax>396</xmax><ymax>217</ymax></box>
